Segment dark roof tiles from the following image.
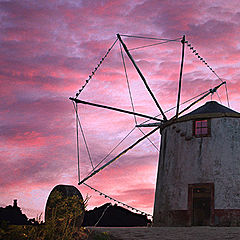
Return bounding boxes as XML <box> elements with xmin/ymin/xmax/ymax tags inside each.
<box><xmin>184</xmin><ymin>101</ymin><xmax>239</xmax><ymax>116</ymax></box>
<box><xmin>179</xmin><ymin>101</ymin><xmax>240</xmax><ymax>121</ymax></box>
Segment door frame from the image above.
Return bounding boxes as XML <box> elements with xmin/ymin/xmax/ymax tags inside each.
<box><xmin>188</xmin><ymin>183</ymin><xmax>214</xmax><ymax>226</ymax></box>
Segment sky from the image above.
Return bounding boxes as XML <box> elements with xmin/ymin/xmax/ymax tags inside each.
<box><xmin>0</xmin><ymin>0</ymin><xmax>240</xmax><ymax>219</ymax></box>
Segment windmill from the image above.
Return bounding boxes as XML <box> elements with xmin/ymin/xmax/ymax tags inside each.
<box><xmin>68</xmin><ymin>34</ymin><xmax>239</xmax><ymax>226</ymax></box>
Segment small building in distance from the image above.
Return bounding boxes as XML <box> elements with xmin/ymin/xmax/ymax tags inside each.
<box><xmin>153</xmin><ymin>101</ymin><xmax>240</xmax><ymax>226</ymax></box>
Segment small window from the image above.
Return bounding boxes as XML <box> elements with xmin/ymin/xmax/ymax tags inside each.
<box><xmin>194</xmin><ymin>119</ymin><xmax>210</xmax><ymax>137</ymax></box>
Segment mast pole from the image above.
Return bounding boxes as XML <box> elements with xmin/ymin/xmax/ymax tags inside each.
<box><xmin>117</xmin><ymin>34</ymin><xmax>167</xmax><ymax>121</ymax></box>
<box><xmin>175</xmin><ymin>35</ymin><xmax>186</xmax><ymax>118</ymax></box>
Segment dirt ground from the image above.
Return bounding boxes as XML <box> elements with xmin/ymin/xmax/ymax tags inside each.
<box><xmin>90</xmin><ymin>226</ymin><xmax>240</xmax><ymax>240</ymax></box>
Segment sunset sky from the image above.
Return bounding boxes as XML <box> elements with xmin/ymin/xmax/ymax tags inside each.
<box><xmin>1</xmin><ymin>0</ymin><xmax>240</xmax><ymax>219</ymax></box>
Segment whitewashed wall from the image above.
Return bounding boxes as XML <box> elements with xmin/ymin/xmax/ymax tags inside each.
<box><xmin>154</xmin><ymin>117</ymin><xmax>240</xmax><ymax>217</ymax></box>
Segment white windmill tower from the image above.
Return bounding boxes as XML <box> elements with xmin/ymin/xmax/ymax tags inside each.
<box><xmin>153</xmin><ymin>101</ymin><xmax>240</xmax><ymax>226</ymax></box>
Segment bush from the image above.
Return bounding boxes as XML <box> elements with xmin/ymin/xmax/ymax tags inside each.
<box><xmin>0</xmin><ymin>191</ymin><xmax>89</xmax><ymax>240</ymax></box>
<box><xmin>0</xmin><ymin>192</ymin><xmax>113</xmax><ymax>240</ymax></box>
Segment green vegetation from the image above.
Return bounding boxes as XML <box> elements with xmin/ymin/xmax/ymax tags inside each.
<box><xmin>0</xmin><ymin>191</ymin><xmax>113</xmax><ymax>240</ymax></box>
<box><xmin>45</xmin><ymin>189</ymin><xmax>87</xmax><ymax>227</ymax></box>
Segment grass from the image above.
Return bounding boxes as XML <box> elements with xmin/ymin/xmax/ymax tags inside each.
<box><xmin>0</xmin><ymin>223</ymin><xmax>114</xmax><ymax>240</ymax></box>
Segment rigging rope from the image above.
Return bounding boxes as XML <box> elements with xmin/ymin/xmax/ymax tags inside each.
<box><xmin>73</xmin><ymin>102</ymin><xmax>81</xmax><ymax>183</ymax></box>
<box><xmin>139</xmin><ymin>89</ymin><xmax>210</xmax><ymax>126</ymax></box>
<box><xmin>216</xmin><ymin>91</ymin><xmax>222</xmax><ymax>104</ymax></box>
<box><xmin>120</xmin><ymin>34</ymin><xmax>182</xmax><ymax>41</ymax></box>
<box><xmin>73</xmin><ymin>103</ymin><xmax>151</xmax><ymax>216</ymax></box>
<box><xmin>129</xmin><ymin>38</ymin><xmax>181</xmax><ymax>51</ymax></box>
<box><xmin>185</xmin><ymin>40</ymin><xmax>230</xmax><ymax>107</ymax></box>
<box><xmin>86</xmin><ymin>127</ymin><xmax>136</xmax><ymax>178</ymax></box>
<box><xmin>117</xmin><ymin>33</ymin><xmax>167</xmax><ymax>121</ymax></box>
<box><xmin>185</xmin><ymin>41</ymin><xmax>223</xmax><ymax>82</ymax></box>
<box><xmin>78</xmin><ymin>126</ymin><xmax>161</xmax><ymax>185</ymax></box>
<box><xmin>75</xmin><ymin>38</ymin><xmax>118</xmax><ymax>98</ymax></box>
<box><xmin>177</xmin><ymin>82</ymin><xmax>226</xmax><ymax>118</ymax></box>
<box><xmin>94</xmin><ymin>203</ymin><xmax>112</xmax><ymax>227</ymax></box>
<box><xmin>225</xmin><ymin>83</ymin><xmax>230</xmax><ymax>107</ymax></box>
<box><xmin>120</xmin><ymin>42</ymin><xmax>160</xmax><ymax>151</ymax></box>
<box><xmin>72</xmin><ymin>36</ymin><xmax>162</xmax><ymax>215</ymax></box>
<box><xmin>73</xmin><ymin>102</ymin><xmax>94</xmax><ymax>170</ymax></box>
<box><xmin>137</xmin><ymin>128</ymin><xmax>160</xmax><ymax>151</ymax></box>
<box><xmin>78</xmin><ymin>51</ymin><xmax>161</xmax><ymax>178</ymax></box>
<box><xmin>119</xmin><ymin>43</ymin><xmax>137</xmax><ymax>125</ymax></box>
<box><xmin>83</xmin><ymin>183</ymin><xmax>153</xmax><ymax>218</ymax></box>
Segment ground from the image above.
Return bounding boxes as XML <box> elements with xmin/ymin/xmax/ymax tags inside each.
<box><xmin>90</xmin><ymin>227</ymin><xmax>240</xmax><ymax>240</ymax></box>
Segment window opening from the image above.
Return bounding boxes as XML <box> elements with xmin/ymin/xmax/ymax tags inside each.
<box><xmin>194</xmin><ymin>120</ymin><xmax>210</xmax><ymax>137</ymax></box>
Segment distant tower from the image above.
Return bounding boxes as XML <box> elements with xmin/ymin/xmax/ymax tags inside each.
<box><xmin>13</xmin><ymin>199</ymin><xmax>18</xmax><ymax>208</ymax></box>
<box><xmin>153</xmin><ymin>101</ymin><xmax>240</xmax><ymax>226</ymax></box>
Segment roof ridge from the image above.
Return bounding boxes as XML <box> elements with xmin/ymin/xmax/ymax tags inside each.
<box><xmin>182</xmin><ymin>101</ymin><xmax>239</xmax><ymax>117</ymax></box>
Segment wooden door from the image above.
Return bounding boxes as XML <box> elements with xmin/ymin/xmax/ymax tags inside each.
<box><xmin>188</xmin><ymin>183</ymin><xmax>214</xmax><ymax>226</ymax></box>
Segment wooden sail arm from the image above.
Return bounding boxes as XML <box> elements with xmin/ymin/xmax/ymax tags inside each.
<box><xmin>70</xmin><ymin>98</ymin><xmax>163</xmax><ymax>122</ymax></box>
<box><xmin>175</xmin><ymin>35</ymin><xmax>186</xmax><ymax>118</ymax></box>
<box><xmin>78</xmin><ymin>126</ymin><xmax>161</xmax><ymax>185</ymax></box>
<box><xmin>174</xmin><ymin>81</ymin><xmax>226</xmax><ymax>118</ymax></box>
<box><xmin>117</xmin><ymin>34</ymin><xmax>167</xmax><ymax>121</ymax></box>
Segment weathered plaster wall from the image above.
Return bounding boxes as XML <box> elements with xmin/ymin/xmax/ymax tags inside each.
<box><xmin>153</xmin><ymin>117</ymin><xmax>240</xmax><ymax>226</ymax></box>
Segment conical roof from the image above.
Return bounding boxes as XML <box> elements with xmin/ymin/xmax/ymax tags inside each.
<box><xmin>137</xmin><ymin>101</ymin><xmax>240</xmax><ymax>128</ymax></box>
<box><xmin>179</xmin><ymin>101</ymin><xmax>240</xmax><ymax>121</ymax></box>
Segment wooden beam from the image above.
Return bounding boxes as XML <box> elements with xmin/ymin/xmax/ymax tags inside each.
<box><xmin>70</xmin><ymin>97</ymin><xmax>163</xmax><ymax>122</ymax></box>
<box><xmin>176</xmin><ymin>35</ymin><xmax>186</xmax><ymax>118</ymax></box>
<box><xmin>78</xmin><ymin>126</ymin><xmax>161</xmax><ymax>185</ymax></box>
<box><xmin>117</xmin><ymin>34</ymin><xmax>167</xmax><ymax>121</ymax></box>
<box><xmin>177</xmin><ymin>81</ymin><xmax>226</xmax><ymax>117</ymax></box>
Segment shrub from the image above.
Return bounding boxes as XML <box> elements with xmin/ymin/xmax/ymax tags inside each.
<box><xmin>0</xmin><ymin>192</ymin><xmax>89</xmax><ymax>240</ymax></box>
